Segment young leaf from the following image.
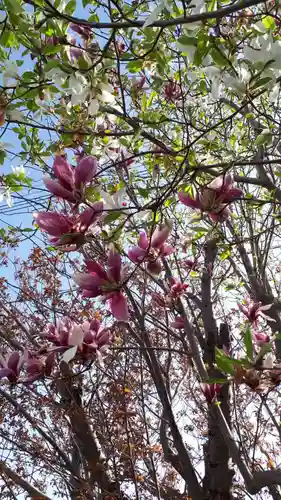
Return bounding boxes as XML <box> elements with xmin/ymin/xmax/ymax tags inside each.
<box><xmin>215</xmin><ymin>348</ymin><xmax>236</xmax><ymax>375</ymax></box>
<box><xmin>243</xmin><ymin>325</ymin><xmax>253</xmax><ymax>361</ymax></box>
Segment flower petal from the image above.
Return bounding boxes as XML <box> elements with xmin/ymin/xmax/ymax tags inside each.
<box><xmin>34</xmin><ymin>211</ymin><xmax>74</xmax><ymax>236</ymax></box>
<box><xmin>74</xmin><ymin>156</ymin><xmax>97</xmax><ymax>187</ymax></box>
<box><xmin>128</xmin><ymin>246</ymin><xmax>147</xmax><ymax>263</ymax></box>
<box><xmin>68</xmin><ymin>325</ymin><xmax>84</xmax><ymax>346</ymax></box>
<box><xmin>62</xmin><ymin>345</ymin><xmax>78</xmax><ymax>363</ymax></box>
<box><xmin>107</xmin><ymin>251</ymin><xmax>121</xmax><ymax>283</ymax></box>
<box><xmin>53</xmin><ymin>156</ymin><xmax>74</xmax><ymax>190</ymax></box>
<box><xmin>7</xmin><ymin>352</ymin><xmax>20</xmax><ymax>373</ymax></box>
<box><xmin>109</xmin><ymin>292</ymin><xmax>128</xmax><ymax>321</ymax></box>
<box><xmin>151</xmin><ymin>225</ymin><xmax>170</xmax><ymax>249</ymax></box>
<box><xmin>178</xmin><ymin>192</ymin><xmax>201</xmax><ymax>209</ymax></box>
<box><xmin>43</xmin><ymin>177</ymin><xmax>76</xmax><ymax>202</ymax></box>
<box><xmin>138</xmin><ymin>231</ymin><xmax>149</xmax><ymax>250</ymax></box>
<box><xmin>85</xmin><ymin>260</ymin><xmax>108</xmax><ymax>280</ymax></box>
<box><xmin>73</xmin><ymin>272</ymin><xmax>101</xmax><ymax>295</ymax></box>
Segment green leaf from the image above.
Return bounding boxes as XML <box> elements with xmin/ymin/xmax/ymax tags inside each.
<box><xmin>0</xmin><ymin>151</ymin><xmax>6</xmax><ymax>165</ymax></box>
<box><xmin>4</xmin><ymin>0</ymin><xmax>23</xmax><ymax>14</ymax></box>
<box><xmin>210</xmin><ymin>47</ymin><xmax>230</xmax><ymax>68</ymax></box>
<box><xmin>250</xmin><ymin>77</ymin><xmax>272</xmax><ymax>90</ymax></box>
<box><xmin>177</xmin><ymin>35</ymin><xmax>197</xmax><ymax>47</ymax></box>
<box><xmin>220</xmin><ymin>248</ymin><xmax>231</xmax><ymax>261</ymax></box>
<box><xmin>127</xmin><ymin>60</ymin><xmax>143</xmax><ymax>73</ymax></box>
<box><xmin>43</xmin><ymin>45</ymin><xmax>62</xmax><ymax>56</ymax></box>
<box><xmin>255</xmin><ymin>342</ymin><xmax>272</xmax><ymax>362</ymax></box>
<box><xmin>191</xmin><ymin>226</ymin><xmax>208</xmax><ymax>232</ymax></box>
<box><xmin>243</xmin><ymin>325</ymin><xmax>253</xmax><ymax>361</ymax></box>
<box><xmin>208</xmin><ymin>0</ymin><xmax>217</xmax><ymax>11</ymax></box>
<box><xmin>215</xmin><ymin>348</ymin><xmax>236</xmax><ymax>375</ymax></box>
<box><xmin>65</xmin><ymin>0</ymin><xmax>76</xmax><ymax>15</ymax></box>
<box><xmin>262</xmin><ymin>15</ymin><xmax>276</xmax><ymax>30</ymax></box>
<box><xmin>103</xmin><ymin>211</ymin><xmax>123</xmax><ymax>224</ymax></box>
<box><xmin>1</xmin><ymin>31</ymin><xmax>17</xmax><ymax>48</ymax></box>
<box><xmin>137</xmin><ymin>187</ymin><xmax>149</xmax><ymax>198</ymax></box>
<box><xmin>255</xmin><ymin>131</ymin><xmax>272</xmax><ymax>146</ymax></box>
<box><xmin>44</xmin><ymin>60</ymin><xmax>63</xmax><ymax>72</ymax></box>
<box><xmin>204</xmin><ymin>377</ymin><xmax>228</xmax><ymax>384</ymax></box>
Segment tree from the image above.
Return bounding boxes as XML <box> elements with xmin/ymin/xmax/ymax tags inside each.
<box><xmin>1</xmin><ymin>0</ymin><xmax>281</xmax><ymax>498</ymax></box>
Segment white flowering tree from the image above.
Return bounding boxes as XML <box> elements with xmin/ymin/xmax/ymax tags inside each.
<box><xmin>1</xmin><ymin>0</ymin><xmax>281</xmax><ymax>499</ymax></box>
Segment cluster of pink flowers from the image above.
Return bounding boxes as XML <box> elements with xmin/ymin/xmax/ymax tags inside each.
<box><xmin>128</xmin><ymin>225</ymin><xmax>174</xmax><ymax>274</ymax></box>
<box><xmin>163</xmin><ymin>80</ymin><xmax>181</xmax><ymax>101</ymax></box>
<box><xmin>34</xmin><ymin>155</ymin><xmax>102</xmax><ymax>251</ymax></box>
<box><xmin>0</xmin><ymin>316</ymin><xmax>112</xmax><ymax>384</ymax></box>
<box><xmin>238</xmin><ymin>298</ymin><xmax>273</xmax><ymax>345</ymax></box>
<box><xmin>201</xmin><ymin>383</ymin><xmax>222</xmax><ymax>404</ymax></box>
<box><xmin>45</xmin><ymin>316</ymin><xmax>112</xmax><ymax>359</ymax></box>
<box><xmin>74</xmin><ymin>250</ymin><xmax>129</xmax><ymax>321</ymax></box>
<box><xmin>179</xmin><ymin>174</ymin><xmax>242</xmax><ymax>222</ymax></box>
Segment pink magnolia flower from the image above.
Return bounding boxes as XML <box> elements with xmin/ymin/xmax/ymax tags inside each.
<box><xmin>164</xmin><ymin>80</ymin><xmax>181</xmax><ymax>101</ymax></box>
<box><xmin>73</xmin><ymin>251</ymin><xmax>129</xmax><ymax>321</ymax></box>
<box><xmin>184</xmin><ymin>259</ymin><xmax>197</xmax><ymax>270</ymax></box>
<box><xmin>169</xmin><ymin>278</ymin><xmax>188</xmax><ymax>298</ymax></box>
<box><xmin>70</xmin><ymin>23</ymin><xmax>93</xmax><ymax>41</ymax></box>
<box><xmin>253</xmin><ymin>331</ymin><xmax>270</xmax><ymax>345</ymax></box>
<box><xmin>151</xmin><ymin>292</ymin><xmax>166</xmax><ymax>308</ymax></box>
<box><xmin>133</xmin><ymin>75</ymin><xmax>146</xmax><ymax>90</ymax></box>
<box><xmin>171</xmin><ymin>316</ymin><xmax>185</xmax><ymax>329</ymax></box>
<box><xmin>201</xmin><ymin>383</ymin><xmax>222</xmax><ymax>404</ymax></box>
<box><xmin>179</xmin><ymin>174</ymin><xmax>242</xmax><ymax>222</ymax></box>
<box><xmin>34</xmin><ymin>202</ymin><xmax>103</xmax><ymax>251</ymax></box>
<box><xmin>44</xmin><ymin>317</ymin><xmax>73</xmax><ymax>347</ymax></box>
<box><xmin>81</xmin><ymin>319</ymin><xmax>112</xmax><ymax>358</ymax></box>
<box><xmin>69</xmin><ymin>46</ymin><xmax>84</xmax><ymax>62</ymax></box>
<box><xmin>128</xmin><ymin>226</ymin><xmax>174</xmax><ymax>274</ymax></box>
<box><xmin>25</xmin><ymin>352</ymin><xmax>55</xmax><ymax>383</ymax></box>
<box><xmin>44</xmin><ymin>317</ymin><xmax>111</xmax><ymax>362</ymax></box>
<box><xmin>238</xmin><ymin>298</ymin><xmax>274</xmax><ymax>326</ymax></box>
<box><xmin>43</xmin><ymin>155</ymin><xmax>97</xmax><ymax>202</ymax></box>
<box><xmin>0</xmin><ymin>351</ymin><xmax>24</xmax><ymax>383</ymax></box>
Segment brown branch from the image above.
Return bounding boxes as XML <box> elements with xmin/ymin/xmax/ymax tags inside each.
<box><xmin>40</xmin><ymin>0</ymin><xmax>266</xmax><ymax>29</ymax></box>
<box><xmin>0</xmin><ymin>460</ymin><xmax>52</xmax><ymax>499</ymax></box>
<box><xmin>58</xmin><ymin>362</ymin><xmax>120</xmax><ymax>497</ymax></box>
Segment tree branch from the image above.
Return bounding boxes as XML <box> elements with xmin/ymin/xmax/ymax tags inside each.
<box><xmin>0</xmin><ymin>461</ymin><xmax>52</xmax><ymax>500</ymax></box>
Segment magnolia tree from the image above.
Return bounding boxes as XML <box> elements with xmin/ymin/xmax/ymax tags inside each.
<box><xmin>2</xmin><ymin>0</ymin><xmax>281</xmax><ymax>498</ymax></box>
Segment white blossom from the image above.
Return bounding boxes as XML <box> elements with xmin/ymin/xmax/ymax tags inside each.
<box><xmin>3</xmin><ymin>61</ymin><xmax>18</xmax><ymax>85</ymax></box>
<box><xmin>0</xmin><ymin>187</ymin><xmax>12</xmax><ymax>207</ymax></box>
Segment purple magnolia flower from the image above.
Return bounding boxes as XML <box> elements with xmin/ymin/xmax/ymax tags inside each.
<box><xmin>253</xmin><ymin>331</ymin><xmax>270</xmax><ymax>345</ymax></box>
<box><xmin>171</xmin><ymin>316</ymin><xmax>185</xmax><ymax>329</ymax></box>
<box><xmin>164</xmin><ymin>80</ymin><xmax>181</xmax><ymax>101</ymax></box>
<box><xmin>81</xmin><ymin>319</ymin><xmax>112</xmax><ymax>358</ymax></box>
<box><xmin>33</xmin><ymin>202</ymin><xmax>103</xmax><ymax>251</ymax></box>
<box><xmin>69</xmin><ymin>46</ymin><xmax>84</xmax><ymax>62</ymax></box>
<box><xmin>179</xmin><ymin>174</ymin><xmax>242</xmax><ymax>222</ymax></box>
<box><xmin>201</xmin><ymin>383</ymin><xmax>222</xmax><ymax>404</ymax></box>
<box><xmin>43</xmin><ymin>155</ymin><xmax>97</xmax><ymax>202</ymax></box>
<box><xmin>44</xmin><ymin>317</ymin><xmax>73</xmax><ymax>347</ymax></box>
<box><xmin>73</xmin><ymin>251</ymin><xmax>129</xmax><ymax>321</ymax></box>
<box><xmin>0</xmin><ymin>352</ymin><xmax>24</xmax><ymax>383</ymax></box>
<box><xmin>25</xmin><ymin>352</ymin><xmax>55</xmax><ymax>383</ymax></box>
<box><xmin>169</xmin><ymin>278</ymin><xmax>188</xmax><ymax>298</ymax></box>
<box><xmin>70</xmin><ymin>23</ymin><xmax>93</xmax><ymax>41</ymax></box>
<box><xmin>128</xmin><ymin>225</ymin><xmax>174</xmax><ymax>274</ymax></box>
<box><xmin>238</xmin><ymin>298</ymin><xmax>274</xmax><ymax>326</ymax></box>
<box><xmin>45</xmin><ymin>317</ymin><xmax>111</xmax><ymax>363</ymax></box>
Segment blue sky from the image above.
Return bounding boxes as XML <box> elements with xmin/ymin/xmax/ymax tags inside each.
<box><xmin>0</xmin><ymin>0</ymin><xmax>106</xmax><ymax>280</ymax></box>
